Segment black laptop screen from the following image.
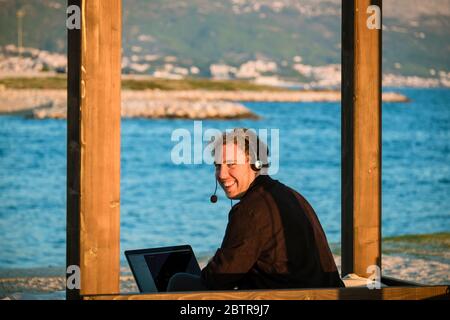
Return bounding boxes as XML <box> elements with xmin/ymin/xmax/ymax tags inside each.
<box><xmin>144</xmin><ymin>250</ymin><xmax>194</xmax><ymax>292</ymax></box>
<box><xmin>125</xmin><ymin>245</ymin><xmax>202</xmax><ymax>293</ymax></box>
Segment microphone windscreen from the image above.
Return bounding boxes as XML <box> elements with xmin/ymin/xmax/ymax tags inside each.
<box><xmin>210</xmin><ymin>194</ymin><xmax>218</xmax><ymax>203</ymax></box>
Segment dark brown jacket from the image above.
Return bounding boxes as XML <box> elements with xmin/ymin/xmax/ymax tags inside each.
<box><xmin>201</xmin><ymin>175</ymin><xmax>344</xmax><ymax>290</ymax></box>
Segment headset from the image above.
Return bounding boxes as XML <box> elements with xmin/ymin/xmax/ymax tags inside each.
<box><xmin>210</xmin><ymin>129</ymin><xmax>270</xmax><ymax>203</ymax></box>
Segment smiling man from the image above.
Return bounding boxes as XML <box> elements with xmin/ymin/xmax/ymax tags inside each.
<box><xmin>199</xmin><ymin>128</ymin><xmax>344</xmax><ymax>290</ymax></box>
<box><xmin>216</xmin><ymin>141</ymin><xmax>259</xmax><ymax>199</ymax></box>
<box><xmin>168</xmin><ymin>128</ymin><xmax>343</xmax><ymax>291</ymax></box>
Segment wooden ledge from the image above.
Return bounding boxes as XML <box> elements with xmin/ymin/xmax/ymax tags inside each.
<box><xmin>83</xmin><ymin>285</ymin><xmax>449</xmax><ymax>300</ymax></box>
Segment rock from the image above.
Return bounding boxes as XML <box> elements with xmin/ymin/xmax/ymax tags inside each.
<box><xmin>0</xmin><ymin>89</ymin><xmax>409</xmax><ymax>120</ymax></box>
<box><xmin>120</xmin><ymin>98</ymin><xmax>258</xmax><ymax>120</ymax></box>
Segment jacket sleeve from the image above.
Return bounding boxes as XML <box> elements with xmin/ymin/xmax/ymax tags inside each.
<box><xmin>201</xmin><ymin>204</ymin><xmax>270</xmax><ymax>290</ymax></box>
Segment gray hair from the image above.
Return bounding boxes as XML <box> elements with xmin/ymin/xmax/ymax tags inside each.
<box><xmin>209</xmin><ymin>128</ymin><xmax>269</xmax><ymax>168</ymax></box>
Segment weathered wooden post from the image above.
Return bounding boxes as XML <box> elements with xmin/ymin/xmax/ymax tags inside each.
<box><xmin>341</xmin><ymin>0</ymin><xmax>382</xmax><ymax>277</ymax></box>
<box><xmin>67</xmin><ymin>0</ymin><xmax>122</xmax><ymax>299</ymax></box>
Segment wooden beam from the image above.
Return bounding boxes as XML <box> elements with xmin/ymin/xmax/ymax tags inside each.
<box><xmin>66</xmin><ymin>0</ymin><xmax>82</xmax><ymax>301</ymax></box>
<box><xmin>84</xmin><ymin>285</ymin><xmax>450</xmax><ymax>300</ymax></box>
<box><xmin>341</xmin><ymin>0</ymin><xmax>382</xmax><ymax>277</ymax></box>
<box><xmin>67</xmin><ymin>0</ymin><xmax>122</xmax><ymax>298</ymax></box>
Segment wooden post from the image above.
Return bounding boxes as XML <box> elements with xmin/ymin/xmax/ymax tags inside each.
<box><xmin>341</xmin><ymin>0</ymin><xmax>382</xmax><ymax>277</ymax></box>
<box><xmin>67</xmin><ymin>0</ymin><xmax>122</xmax><ymax>299</ymax></box>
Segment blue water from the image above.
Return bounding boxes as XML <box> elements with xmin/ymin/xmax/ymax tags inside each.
<box><xmin>0</xmin><ymin>88</ymin><xmax>449</xmax><ymax>268</ymax></box>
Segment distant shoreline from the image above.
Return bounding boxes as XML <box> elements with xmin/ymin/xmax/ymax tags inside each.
<box><xmin>0</xmin><ymin>75</ymin><xmax>424</xmax><ymax>94</ymax></box>
<box><xmin>1</xmin><ymin>72</ymin><xmax>449</xmax><ymax>89</ymax></box>
<box><xmin>0</xmin><ymin>86</ymin><xmax>409</xmax><ymax>120</ymax></box>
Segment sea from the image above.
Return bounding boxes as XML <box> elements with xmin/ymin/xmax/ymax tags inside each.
<box><xmin>0</xmin><ymin>88</ymin><xmax>449</xmax><ymax>269</ymax></box>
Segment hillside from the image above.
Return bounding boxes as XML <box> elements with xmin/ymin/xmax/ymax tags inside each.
<box><xmin>0</xmin><ymin>0</ymin><xmax>449</xmax><ymax>80</ymax></box>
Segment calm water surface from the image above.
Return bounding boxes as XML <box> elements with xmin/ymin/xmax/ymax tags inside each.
<box><xmin>0</xmin><ymin>88</ymin><xmax>449</xmax><ymax>268</ymax></box>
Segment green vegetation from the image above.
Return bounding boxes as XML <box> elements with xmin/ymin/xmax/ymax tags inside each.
<box><xmin>383</xmin><ymin>232</ymin><xmax>450</xmax><ymax>247</ymax></box>
<box><xmin>330</xmin><ymin>233</ymin><xmax>450</xmax><ymax>264</ymax></box>
<box><xmin>0</xmin><ymin>76</ymin><xmax>287</xmax><ymax>91</ymax></box>
<box><xmin>123</xmin><ymin>78</ymin><xmax>285</xmax><ymax>91</ymax></box>
<box><xmin>0</xmin><ymin>76</ymin><xmax>67</xmax><ymax>90</ymax></box>
<box><xmin>382</xmin><ymin>233</ymin><xmax>450</xmax><ymax>263</ymax></box>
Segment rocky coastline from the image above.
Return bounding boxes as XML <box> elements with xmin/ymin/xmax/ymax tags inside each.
<box><xmin>0</xmin><ymin>89</ymin><xmax>409</xmax><ymax>120</ymax></box>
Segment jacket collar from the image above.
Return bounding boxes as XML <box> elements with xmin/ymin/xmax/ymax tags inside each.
<box><xmin>230</xmin><ymin>175</ymin><xmax>275</xmax><ymax>215</ymax></box>
<box><xmin>240</xmin><ymin>174</ymin><xmax>275</xmax><ymax>200</ymax></box>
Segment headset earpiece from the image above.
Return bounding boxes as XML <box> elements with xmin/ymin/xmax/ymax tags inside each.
<box><xmin>252</xmin><ymin>159</ymin><xmax>263</xmax><ymax>171</ymax></box>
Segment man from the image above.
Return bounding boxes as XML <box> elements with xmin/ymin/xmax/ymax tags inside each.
<box><xmin>168</xmin><ymin>128</ymin><xmax>344</xmax><ymax>291</ymax></box>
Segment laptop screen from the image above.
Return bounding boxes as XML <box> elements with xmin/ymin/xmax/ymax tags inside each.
<box><xmin>125</xmin><ymin>245</ymin><xmax>201</xmax><ymax>292</ymax></box>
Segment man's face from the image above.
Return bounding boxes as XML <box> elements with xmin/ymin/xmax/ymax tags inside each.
<box><xmin>215</xmin><ymin>143</ymin><xmax>257</xmax><ymax>199</ymax></box>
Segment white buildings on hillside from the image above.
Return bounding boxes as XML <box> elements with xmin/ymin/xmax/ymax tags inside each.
<box><xmin>1</xmin><ymin>45</ymin><xmax>449</xmax><ymax>88</ymax></box>
<box><xmin>210</xmin><ymin>59</ymin><xmax>277</xmax><ymax>80</ymax></box>
<box><xmin>0</xmin><ymin>45</ymin><xmax>66</xmax><ymax>73</ymax></box>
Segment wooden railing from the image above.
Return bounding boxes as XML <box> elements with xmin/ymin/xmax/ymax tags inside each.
<box><xmin>84</xmin><ymin>285</ymin><xmax>449</xmax><ymax>300</ymax></box>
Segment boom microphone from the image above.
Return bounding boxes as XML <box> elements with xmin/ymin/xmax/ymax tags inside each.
<box><xmin>210</xmin><ymin>179</ymin><xmax>218</xmax><ymax>203</ymax></box>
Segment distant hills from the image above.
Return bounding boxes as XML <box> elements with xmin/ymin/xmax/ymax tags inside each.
<box><xmin>0</xmin><ymin>0</ymin><xmax>449</xmax><ymax>79</ymax></box>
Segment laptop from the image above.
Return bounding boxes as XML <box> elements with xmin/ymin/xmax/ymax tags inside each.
<box><xmin>125</xmin><ymin>245</ymin><xmax>201</xmax><ymax>293</ymax></box>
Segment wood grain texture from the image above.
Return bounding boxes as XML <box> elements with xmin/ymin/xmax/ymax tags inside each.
<box><xmin>341</xmin><ymin>0</ymin><xmax>382</xmax><ymax>277</ymax></box>
<box><xmin>84</xmin><ymin>286</ymin><xmax>449</xmax><ymax>300</ymax></box>
<box><xmin>80</xmin><ymin>0</ymin><xmax>122</xmax><ymax>296</ymax></box>
<box><xmin>67</xmin><ymin>0</ymin><xmax>122</xmax><ymax>297</ymax></box>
